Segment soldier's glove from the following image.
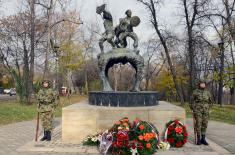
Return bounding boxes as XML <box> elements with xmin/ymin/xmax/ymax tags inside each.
<box><xmin>209</xmin><ymin>110</ymin><xmax>213</xmax><ymax>114</ymax></box>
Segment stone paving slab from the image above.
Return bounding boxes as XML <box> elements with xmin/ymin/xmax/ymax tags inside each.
<box><xmin>186</xmin><ymin>119</ymin><xmax>232</xmax><ymax>155</ymax></box>
<box><xmin>207</xmin><ymin>121</ymin><xmax>235</xmax><ymax>154</ymax></box>
<box><xmin>0</xmin><ymin>116</ymin><xmax>234</xmax><ymax>155</ymax></box>
<box><xmin>18</xmin><ymin>123</ymin><xmax>218</xmax><ymax>155</ymax></box>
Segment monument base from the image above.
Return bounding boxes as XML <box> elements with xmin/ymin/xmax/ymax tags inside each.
<box><xmin>62</xmin><ymin>100</ymin><xmax>185</xmax><ymax>144</ymax></box>
<box><xmin>89</xmin><ymin>91</ymin><xmax>159</xmax><ymax>107</ymax></box>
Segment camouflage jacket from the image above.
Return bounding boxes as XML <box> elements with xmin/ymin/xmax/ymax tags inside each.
<box><xmin>190</xmin><ymin>89</ymin><xmax>213</xmax><ymax>112</ymax></box>
<box><xmin>36</xmin><ymin>88</ymin><xmax>59</xmax><ymax>112</ymax></box>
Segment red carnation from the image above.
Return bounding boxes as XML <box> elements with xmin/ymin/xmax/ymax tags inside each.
<box><xmin>168</xmin><ymin>125</ymin><xmax>174</xmax><ymax>131</ymax></box>
<box><xmin>131</xmin><ymin>144</ymin><xmax>136</xmax><ymax>149</ymax></box>
<box><xmin>183</xmin><ymin>139</ymin><xmax>187</xmax><ymax>144</ymax></box>
<box><xmin>134</xmin><ymin>118</ymin><xmax>140</xmax><ymax>125</ymax></box>
<box><xmin>174</xmin><ymin>120</ymin><xmax>179</xmax><ymax>125</ymax></box>
<box><xmin>139</xmin><ymin>124</ymin><xmax>145</xmax><ymax>130</ymax></box>
<box><xmin>123</xmin><ymin>135</ymin><xmax>129</xmax><ymax>141</ymax></box>
<box><xmin>167</xmin><ymin>137</ymin><xmax>174</xmax><ymax>144</ymax></box>
<box><xmin>184</xmin><ymin>132</ymin><xmax>188</xmax><ymax>137</ymax></box>
<box><xmin>117</xmin><ymin>141</ymin><xmax>124</xmax><ymax>147</ymax></box>
<box><xmin>175</xmin><ymin>126</ymin><xmax>183</xmax><ymax>134</ymax></box>
<box><xmin>117</xmin><ymin>137</ymin><xmax>122</xmax><ymax>141</ymax></box>
<box><xmin>112</xmin><ymin>142</ymin><xmax>117</xmax><ymax>147</ymax></box>
<box><xmin>175</xmin><ymin>142</ymin><xmax>182</xmax><ymax>147</ymax></box>
<box><xmin>138</xmin><ymin>144</ymin><xmax>143</xmax><ymax>150</ymax></box>
<box><xmin>167</xmin><ymin>130</ymin><xmax>171</xmax><ymax>135</ymax></box>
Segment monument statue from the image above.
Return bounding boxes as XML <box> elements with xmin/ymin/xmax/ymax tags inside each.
<box><xmin>96</xmin><ymin>4</ymin><xmax>116</xmax><ymax>53</ymax></box>
<box><xmin>88</xmin><ymin>4</ymin><xmax>158</xmax><ymax>107</ymax></box>
<box><xmin>114</xmin><ymin>10</ymin><xmax>140</xmax><ymax>53</ymax></box>
<box><xmin>97</xmin><ymin>48</ymin><xmax>144</xmax><ymax>92</ymax></box>
<box><xmin>96</xmin><ymin>4</ymin><xmax>143</xmax><ymax>92</ymax></box>
<box><xmin>96</xmin><ymin>5</ymin><xmax>140</xmax><ymax>53</ymax></box>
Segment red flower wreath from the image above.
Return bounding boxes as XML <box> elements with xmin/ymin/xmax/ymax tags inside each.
<box><xmin>164</xmin><ymin>119</ymin><xmax>188</xmax><ymax>148</ymax></box>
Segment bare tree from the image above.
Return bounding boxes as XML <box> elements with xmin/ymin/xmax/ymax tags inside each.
<box><xmin>0</xmin><ymin>12</ymin><xmax>42</xmax><ymax>103</ymax></box>
<box><xmin>137</xmin><ymin>0</ymin><xmax>185</xmax><ymax>105</ymax></box>
<box><xmin>179</xmin><ymin>0</ymin><xmax>213</xmax><ymax>104</ymax></box>
<box><xmin>198</xmin><ymin>0</ymin><xmax>235</xmax><ymax>104</ymax></box>
<box><xmin>142</xmin><ymin>39</ymin><xmax>166</xmax><ymax>90</ymax></box>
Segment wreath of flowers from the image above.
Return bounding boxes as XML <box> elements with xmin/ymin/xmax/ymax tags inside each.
<box><xmin>83</xmin><ymin>118</ymin><xmax>190</xmax><ymax>154</ymax></box>
<box><xmin>110</xmin><ymin>117</ymin><xmax>132</xmax><ymax>154</ymax></box>
<box><xmin>109</xmin><ymin>117</ymin><xmax>159</xmax><ymax>155</ymax></box>
<box><xmin>133</xmin><ymin>119</ymin><xmax>159</xmax><ymax>155</ymax></box>
<box><xmin>164</xmin><ymin>119</ymin><xmax>188</xmax><ymax>148</ymax></box>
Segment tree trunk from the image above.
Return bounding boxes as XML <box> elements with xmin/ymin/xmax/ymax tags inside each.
<box><xmin>84</xmin><ymin>62</ymin><xmax>88</xmax><ymax>95</ymax></box>
<box><xmin>230</xmin><ymin>87</ymin><xmax>235</xmax><ymax>104</ymax></box>
<box><xmin>138</xmin><ymin>0</ymin><xmax>184</xmax><ymax>105</ymax></box>
<box><xmin>152</xmin><ymin>20</ymin><xmax>184</xmax><ymax>105</ymax></box>
<box><xmin>224</xmin><ymin>0</ymin><xmax>235</xmax><ymax>104</ymax></box>
<box><xmin>23</xmin><ymin>40</ymin><xmax>29</xmax><ymax>103</ymax></box>
<box><xmin>188</xmin><ymin>28</ymin><xmax>197</xmax><ymax>103</ymax></box>
<box><xmin>218</xmin><ymin>43</ymin><xmax>225</xmax><ymax>106</ymax></box>
<box><xmin>43</xmin><ymin>2</ymin><xmax>52</xmax><ymax>79</ymax></box>
<box><xmin>28</xmin><ymin>0</ymin><xmax>35</xmax><ymax>104</ymax></box>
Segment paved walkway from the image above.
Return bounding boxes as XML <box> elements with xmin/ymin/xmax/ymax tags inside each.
<box><xmin>206</xmin><ymin>121</ymin><xmax>235</xmax><ymax>154</ymax></box>
<box><xmin>0</xmin><ymin>118</ymin><xmax>234</xmax><ymax>155</ymax></box>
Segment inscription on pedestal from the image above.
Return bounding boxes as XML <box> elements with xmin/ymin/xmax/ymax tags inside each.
<box><xmin>89</xmin><ymin>91</ymin><xmax>159</xmax><ymax>107</ymax></box>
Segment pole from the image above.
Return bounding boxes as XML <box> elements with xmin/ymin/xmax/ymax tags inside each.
<box><xmin>35</xmin><ymin>112</ymin><xmax>40</xmax><ymax>141</ymax></box>
<box><xmin>192</xmin><ymin>112</ymin><xmax>197</xmax><ymax>144</ymax></box>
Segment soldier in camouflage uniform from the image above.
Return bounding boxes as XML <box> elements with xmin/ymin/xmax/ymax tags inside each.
<box><xmin>36</xmin><ymin>80</ymin><xmax>59</xmax><ymax>141</ymax></box>
<box><xmin>190</xmin><ymin>80</ymin><xmax>213</xmax><ymax>145</ymax></box>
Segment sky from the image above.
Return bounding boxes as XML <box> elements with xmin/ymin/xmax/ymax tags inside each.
<box><xmin>0</xmin><ymin>0</ymin><xmax>183</xmax><ymax>42</ymax></box>
<box><xmin>75</xmin><ymin>0</ymin><xmax>182</xmax><ymax>42</ymax></box>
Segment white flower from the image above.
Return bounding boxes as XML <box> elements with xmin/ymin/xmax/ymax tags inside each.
<box><xmin>158</xmin><ymin>142</ymin><xmax>170</xmax><ymax>151</ymax></box>
<box><xmin>118</xmin><ymin>127</ymin><xmax>122</xmax><ymax>130</ymax></box>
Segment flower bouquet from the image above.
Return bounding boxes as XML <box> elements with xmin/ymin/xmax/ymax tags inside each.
<box><xmin>164</xmin><ymin>119</ymin><xmax>188</xmax><ymax>148</ymax></box>
<box><xmin>83</xmin><ymin>132</ymin><xmax>101</xmax><ymax>146</ymax></box>
<box><xmin>83</xmin><ymin>117</ymin><xmax>160</xmax><ymax>155</ymax></box>
<box><xmin>133</xmin><ymin>119</ymin><xmax>159</xmax><ymax>155</ymax></box>
<box><xmin>109</xmin><ymin>117</ymin><xmax>159</xmax><ymax>155</ymax></box>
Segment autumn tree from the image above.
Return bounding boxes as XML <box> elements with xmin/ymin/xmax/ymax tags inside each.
<box><xmin>137</xmin><ymin>0</ymin><xmax>185</xmax><ymax>105</ymax></box>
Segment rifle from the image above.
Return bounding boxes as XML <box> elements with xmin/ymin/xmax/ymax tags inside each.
<box><xmin>35</xmin><ymin>112</ymin><xmax>40</xmax><ymax>141</ymax></box>
<box><xmin>192</xmin><ymin>112</ymin><xmax>197</xmax><ymax>144</ymax></box>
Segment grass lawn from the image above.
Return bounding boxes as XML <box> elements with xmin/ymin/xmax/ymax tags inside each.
<box><xmin>172</xmin><ymin>102</ymin><xmax>235</xmax><ymax>125</ymax></box>
<box><xmin>0</xmin><ymin>95</ymin><xmax>87</xmax><ymax>126</ymax></box>
<box><xmin>1</xmin><ymin>96</ymin><xmax>234</xmax><ymax>126</ymax></box>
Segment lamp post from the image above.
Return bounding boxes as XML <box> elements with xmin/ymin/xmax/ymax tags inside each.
<box><xmin>218</xmin><ymin>41</ymin><xmax>224</xmax><ymax>107</ymax></box>
<box><xmin>53</xmin><ymin>44</ymin><xmax>60</xmax><ymax>92</ymax></box>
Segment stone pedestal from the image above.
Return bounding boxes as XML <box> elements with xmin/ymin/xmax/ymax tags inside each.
<box><xmin>62</xmin><ymin>100</ymin><xmax>185</xmax><ymax>144</ymax></box>
<box><xmin>89</xmin><ymin>91</ymin><xmax>159</xmax><ymax>107</ymax></box>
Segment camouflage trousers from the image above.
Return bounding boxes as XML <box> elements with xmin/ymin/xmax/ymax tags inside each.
<box><xmin>40</xmin><ymin>111</ymin><xmax>53</xmax><ymax>131</ymax></box>
<box><xmin>193</xmin><ymin>111</ymin><xmax>209</xmax><ymax>135</ymax></box>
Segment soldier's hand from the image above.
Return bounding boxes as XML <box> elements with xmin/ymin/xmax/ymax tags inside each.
<box><xmin>209</xmin><ymin>110</ymin><xmax>213</xmax><ymax>114</ymax></box>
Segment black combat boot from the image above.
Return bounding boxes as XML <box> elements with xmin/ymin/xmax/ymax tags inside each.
<box><xmin>40</xmin><ymin>131</ymin><xmax>47</xmax><ymax>141</ymax></box>
<box><xmin>201</xmin><ymin>135</ymin><xmax>209</xmax><ymax>145</ymax></box>
<box><xmin>46</xmin><ymin>131</ymin><xmax>51</xmax><ymax>141</ymax></box>
<box><xmin>196</xmin><ymin>135</ymin><xmax>201</xmax><ymax>145</ymax></box>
